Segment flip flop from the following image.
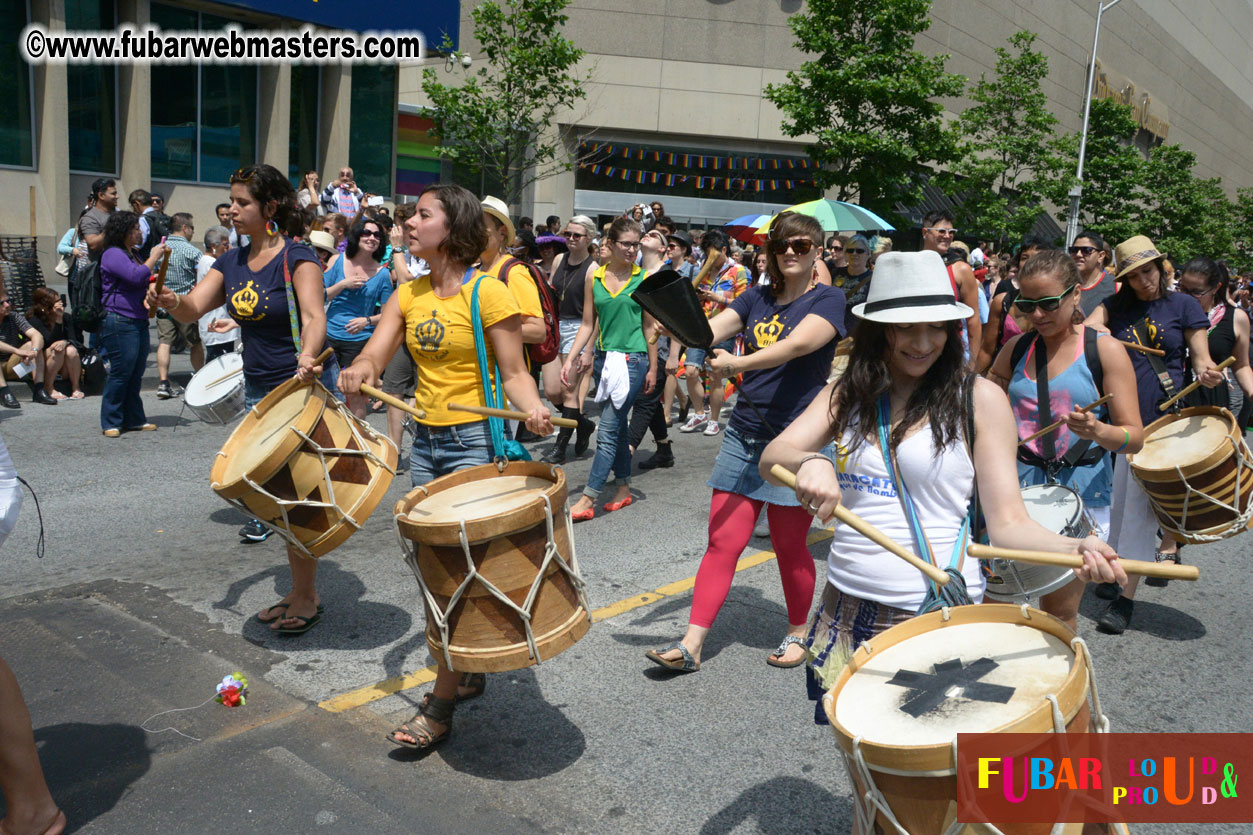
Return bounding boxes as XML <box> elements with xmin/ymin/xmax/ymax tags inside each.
<box><xmin>70</xmin><ymin>391</ymin><xmax>85</xmax><ymax>400</ymax></box>
<box><xmin>257</xmin><ymin>602</ymin><xmax>324</xmax><ymax>624</ymax></box>
<box><xmin>645</xmin><ymin>642</ymin><xmax>699</xmax><ymax>672</ymax></box>
<box><xmin>766</xmin><ymin>635</ymin><xmax>808</xmax><ymax>668</ymax></box>
<box><xmin>276</xmin><ymin>612</ymin><xmax>322</xmax><ymax>635</ymax></box>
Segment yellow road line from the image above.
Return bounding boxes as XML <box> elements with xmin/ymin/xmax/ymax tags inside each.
<box><xmin>318</xmin><ymin>528</ymin><xmax>833</xmax><ymax>713</ymax></box>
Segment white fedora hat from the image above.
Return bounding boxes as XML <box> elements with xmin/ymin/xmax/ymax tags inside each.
<box><xmin>480</xmin><ymin>195</ymin><xmax>515</xmax><ymax>243</ymax></box>
<box><xmin>851</xmin><ymin>250</ymin><xmax>973</xmax><ymax>323</ymax></box>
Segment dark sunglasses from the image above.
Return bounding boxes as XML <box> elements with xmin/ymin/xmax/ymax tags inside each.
<box><xmin>846</xmin><ymin>248</ymin><xmax>867</xmax><ymax>255</ymax></box>
<box><xmin>767</xmin><ymin>237</ymin><xmax>815</xmax><ymax>256</ymax></box>
<box><xmin>359</xmin><ymin>229</ymin><xmax>382</xmax><ymax>239</ymax></box>
<box><xmin>828</xmin><ymin>245</ymin><xmax>843</xmax><ymax>252</ymax></box>
<box><xmin>1014</xmin><ymin>288</ymin><xmax>1075</xmax><ymax>314</ymax></box>
<box><xmin>1068</xmin><ymin>245</ymin><xmax>1097</xmax><ymax>256</ymax></box>
<box><xmin>563</xmin><ymin>231</ymin><xmax>586</xmax><ymax>239</ymax></box>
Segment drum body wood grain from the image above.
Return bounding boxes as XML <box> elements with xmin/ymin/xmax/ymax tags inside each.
<box><xmin>210</xmin><ymin>377</ymin><xmax>398</xmax><ymax>557</ymax></box>
<box><xmin>1129</xmin><ymin>407</ymin><xmax>1253</xmax><ymax>543</ymax></box>
<box><xmin>395</xmin><ymin>462</ymin><xmax>590</xmax><ymax>673</ymax></box>
<box><xmin>824</xmin><ymin>605</ymin><xmax>1107</xmax><ymax>835</ymax></box>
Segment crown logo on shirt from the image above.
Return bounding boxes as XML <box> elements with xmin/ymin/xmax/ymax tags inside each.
<box><xmin>231</xmin><ymin>280</ymin><xmax>260</xmax><ymax>318</ymax></box>
<box><xmin>753</xmin><ymin>314</ymin><xmax>784</xmax><ymax>348</ymax></box>
<box><xmin>415</xmin><ymin>311</ymin><xmax>445</xmax><ymax>352</ymax></box>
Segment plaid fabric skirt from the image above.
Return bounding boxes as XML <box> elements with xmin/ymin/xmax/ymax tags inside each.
<box><xmin>804</xmin><ymin>582</ymin><xmax>914</xmax><ymax>725</ymax></box>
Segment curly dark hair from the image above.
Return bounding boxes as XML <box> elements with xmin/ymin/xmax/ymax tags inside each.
<box><xmin>27</xmin><ymin>287</ymin><xmax>60</xmax><ymax>326</ymax></box>
<box><xmin>422</xmin><ymin>184</ymin><xmax>488</xmax><ymax>267</ymax></box>
<box><xmin>344</xmin><ymin>215</ymin><xmax>386</xmax><ymax>263</ymax></box>
<box><xmin>229</xmin><ymin>163</ymin><xmax>301</xmax><ymax>237</ymax></box>
<box><xmin>828</xmin><ymin>318</ymin><xmax>969</xmax><ymax>456</ymax></box>
<box><xmin>102</xmin><ymin>211</ymin><xmax>141</xmax><ymax>253</ymax></box>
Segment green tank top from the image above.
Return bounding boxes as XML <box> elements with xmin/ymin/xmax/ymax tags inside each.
<box><xmin>593</xmin><ymin>264</ymin><xmax>648</xmax><ymax>353</ymax></box>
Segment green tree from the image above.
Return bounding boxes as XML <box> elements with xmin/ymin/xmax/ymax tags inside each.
<box><xmin>1230</xmin><ymin>188</ymin><xmax>1253</xmax><ymax>272</ymax></box>
<box><xmin>762</xmin><ymin>0</ymin><xmax>966</xmax><ymax>220</ymax></box>
<box><xmin>1135</xmin><ymin>143</ymin><xmax>1234</xmax><ymax>263</ymax></box>
<box><xmin>421</xmin><ymin>0</ymin><xmax>588</xmax><ymax>208</ymax></box>
<box><xmin>1043</xmin><ymin>98</ymin><xmax>1143</xmax><ymax>245</ymax></box>
<box><xmin>950</xmin><ymin>31</ymin><xmax>1066</xmax><ymax>244</ymax></box>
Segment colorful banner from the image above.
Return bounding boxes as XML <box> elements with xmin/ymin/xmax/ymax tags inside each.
<box><xmin>396</xmin><ymin>111</ymin><xmax>441</xmax><ymax>197</ymax></box>
<box><xmin>579</xmin><ymin>141</ymin><xmax>816</xmax><ymax>172</ymax></box>
<box><xmin>579</xmin><ymin>162</ymin><xmax>813</xmax><ymax>192</ymax></box>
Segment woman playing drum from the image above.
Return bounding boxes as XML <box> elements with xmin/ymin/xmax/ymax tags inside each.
<box><xmin>336</xmin><ymin>183</ymin><xmax>554</xmax><ymax>751</ymax></box>
<box><xmin>644</xmin><ymin>212</ymin><xmax>846</xmax><ymax>672</ymax></box>
<box><xmin>148</xmin><ymin>163</ymin><xmax>335</xmax><ymax>635</ymax></box>
<box><xmin>985</xmin><ymin>250</ymin><xmax>1143</xmax><ymax>630</ymax></box>
<box><xmin>1084</xmin><ymin>236</ymin><xmax>1222</xmax><ymax>634</ymax></box>
<box><xmin>758</xmin><ymin>251</ymin><xmax>1125</xmax><ymax>724</ymax></box>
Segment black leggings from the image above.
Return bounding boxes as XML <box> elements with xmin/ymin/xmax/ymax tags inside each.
<box><xmin>627</xmin><ymin>379</ymin><xmax>668</xmax><ymax>449</ymax></box>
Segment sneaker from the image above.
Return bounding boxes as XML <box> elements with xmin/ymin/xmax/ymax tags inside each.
<box><xmin>156</xmin><ymin>381</ymin><xmax>174</xmax><ymax>399</ymax></box>
<box><xmin>679</xmin><ymin>410</ymin><xmax>709</xmax><ymax>433</ymax></box>
<box><xmin>0</xmin><ymin>389</ymin><xmax>18</xmax><ymax>409</ymax></box>
<box><xmin>1096</xmin><ymin>596</ymin><xmax>1134</xmax><ymax>635</ymax></box>
<box><xmin>703</xmin><ymin>421</ymin><xmax>721</xmax><ymax>436</ymax></box>
<box><xmin>239</xmin><ymin>519</ymin><xmax>273</xmax><ymax>542</ymax></box>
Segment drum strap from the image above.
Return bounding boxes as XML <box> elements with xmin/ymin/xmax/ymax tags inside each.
<box><xmin>469</xmin><ymin>275</ymin><xmax>530</xmax><ymax>465</ymax></box>
<box><xmin>1015</xmin><ymin>331</ymin><xmax>1105</xmax><ymax>478</ymax></box>
<box><xmin>1133</xmin><ymin>318</ymin><xmax>1180</xmax><ymax>412</ymax></box>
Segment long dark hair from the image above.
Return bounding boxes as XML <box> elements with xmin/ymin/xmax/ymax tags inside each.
<box><xmin>829</xmin><ymin>318</ymin><xmax>968</xmax><ymax>455</ymax></box>
<box><xmin>102</xmin><ymin>211</ymin><xmax>140</xmax><ymax>253</ymax></box>
<box><xmin>1107</xmin><ymin>256</ymin><xmax>1170</xmax><ymax>314</ymax></box>
<box><xmin>1180</xmin><ymin>255</ymin><xmax>1228</xmax><ymax>298</ymax></box>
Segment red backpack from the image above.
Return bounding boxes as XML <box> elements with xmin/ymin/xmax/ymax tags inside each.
<box><xmin>501</xmin><ymin>257</ymin><xmax>560</xmax><ymax>365</ymax></box>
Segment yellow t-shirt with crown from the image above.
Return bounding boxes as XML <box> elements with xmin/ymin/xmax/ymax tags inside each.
<box><xmin>398</xmin><ymin>273</ymin><xmax>520</xmax><ymax>425</ymax></box>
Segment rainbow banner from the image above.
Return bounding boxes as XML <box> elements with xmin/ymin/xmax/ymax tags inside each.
<box><xmin>396</xmin><ymin>111</ymin><xmax>441</xmax><ymax>197</ymax></box>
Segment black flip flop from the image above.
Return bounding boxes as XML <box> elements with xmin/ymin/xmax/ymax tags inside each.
<box><xmin>257</xmin><ymin>602</ymin><xmax>324</xmax><ymax>624</ymax></box>
<box><xmin>276</xmin><ymin>612</ymin><xmax>321</xmax><ymax>635</ymax></box>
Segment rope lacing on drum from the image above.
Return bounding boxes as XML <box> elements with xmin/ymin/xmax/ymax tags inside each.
<box><xmin>1020</xmin><ymin>603</ymin><xmax>1032</xmax><ymax>619</ymax></box>
<box><xmin>1070</xmin><ymin>636</ymin><xmax>1110</xmax><ymax>733</ymax></box>
<box><xmin>1143</xmin><ymin>435</ymin><xmax>1253</xmax><ymax>543</ymax></box>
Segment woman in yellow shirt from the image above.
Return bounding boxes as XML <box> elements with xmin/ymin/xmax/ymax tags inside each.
<box><xmin>338</xmin><ymin>183</ymin><xmax>553</xmax><ymax>751</ymax></box>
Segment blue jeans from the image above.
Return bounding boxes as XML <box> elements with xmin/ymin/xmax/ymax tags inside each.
<box><xmin>409</xmin><ymin>420</ymin><xmax>493</xmax><ymax>487</ymax></box>
<box><xmin>98</xmin><ymin>311</ymin><xmax>150</xmax><ymax>431</ymax></box>
<box><xmin>584</xmin><ymin>352</ymin><xmax>649</xmax><ymax>499</ymax></box>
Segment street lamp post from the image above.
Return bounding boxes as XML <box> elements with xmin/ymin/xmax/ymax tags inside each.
<box><xmin>1065</xmin><ymin>0</ymin><xmax>1125</xmax><ymax>248</ymax></box>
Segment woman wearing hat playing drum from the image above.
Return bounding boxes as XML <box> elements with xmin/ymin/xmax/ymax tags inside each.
<box><xmin>1084</xmin><ymin>236</ymin><xmax>1222</xmax><ymax>634</ymax></box>
<box><xmin>985</xmin><ymin>250</ymin><xmax>1144</xmax><ymax>630</ymax></box>
<box><xmin>758</xmin><ymin>250</ymin><xmax>1125</xmax><ymax>723</ymax></box>
<box><xmin>336</xmin><ymin>183</ymin><xmax>554</xmax><ymax>751</ymax></box>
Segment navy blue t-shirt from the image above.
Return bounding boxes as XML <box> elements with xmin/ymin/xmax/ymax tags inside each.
<box><xmin>726</xmin><ymin>283</ymin><xmax>846</xmax><ymax>438</ymax></box>
<box><xmin>1103</xmin><ymin>291</ymin><xmax>1207</xmax><ymax>425</ymax></box>
<box><xmin>215</xmin><ymin>240</ymin><xmax>322</xmax><ymax>388</ymax></box>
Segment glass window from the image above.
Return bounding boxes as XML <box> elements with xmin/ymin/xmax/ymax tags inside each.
<box><xmin>66</xmin><ymin>0</ymin><xmax>117</xmax><ymax>172</ymax></box>
<box><xmin>0</xmin><ymin>0</ymin><xmax>34</xmax><ymax>167</ymax></box>
<box><xmin>289</xmin><ymin>65</ymin><xmax>320</xmax><ymax>183</ymax></box>
<box><xmin>349</xmin><ymin>65</ymin><xmax>396</xmax><ymax>195</ymax></box>
<box><xmin>150</xmin><ymin>4</ymin><xmax>198</xmax><ymax>180</ymax></box>
<box><xmin>200</xmin><ymin>63</ymin><xmax>257</xmax><ymax>184</ymax></box>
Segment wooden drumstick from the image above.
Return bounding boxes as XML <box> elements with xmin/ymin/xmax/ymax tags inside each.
<box><xmin>1117</xmin><ymin>339</ymin><xmax>1165</xmax><ymax>357</ymax></box>
<box><xmin>967</xmin><ymin>543</ymin><xmax>1199</xmax><ymax>581</ymax></box>
<box><xmin>448</xmin><ymin>402</ymin><xmax>579</xmax><ymax>429</ymax></box>
<box><xmin>769</xmin><ymin>464</ymin><xmax>950</xmax><ymax>586</ymax></box>
<box><xmin>1158</xmin><ymin>356</ymin><xmax>1236</xmax><ymax>411</ymax></box>
<box><xmin>1018</xmin><ymin>394</ymin><xmax>1114</xmax><ymax>446</ymax></box>
<box><xmin>206</xmin><ymin>366</ymin><xmax>243</xmax><ymax>388</ymax></box>
<box><xmin>361</xmin><ymin>384</ymin><xmax>427</xmax><ymax>419</ymax></box>
<box><xmin>147</xmin><ymin>239</ymin><xmax>171</xmax><ymax>320</ymax></box>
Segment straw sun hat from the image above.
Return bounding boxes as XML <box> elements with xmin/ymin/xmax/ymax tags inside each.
<box><xmin>851</xmin><ymin>250</ymin><xmax>973</xmax><ymax>323</ymax></box>
<box><xmin>480</xmin><ymin>195</ymin><xmax>515</xmax><ymax>243</ymax></box>
<box><xmin>1113</xmin><ymin>235</ymin><xmax>1167</xmax><ymax>280</ymax></box>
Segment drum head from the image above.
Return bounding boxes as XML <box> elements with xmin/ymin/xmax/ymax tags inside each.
<box><xmin>406</xmin><ymin>475</ymin><xmax>555</xmax><ymax>525</ymax></box>
<box><xmin>1135</xmin><ymin>411</ymin><xmax>1231</xmax><ymax>471</ymax></box>
<box><xmin>833</xmin><ymin>621</ymin><xmax>1073</xmax><ymax>748</ymax></box>
<box><xmin>185</xmin><ymin>352</ymin><xmax>242</xmax><ymax>407</ymax></box>
<box><xmin>217</xmin><ymin>382</ymin><xmax>322</xmax><ymax>486</ymax></box>
<box><xmin>1020</xmin><ymin>484</ymin><xmax>1081</xmax><ymax>532</ymax></box>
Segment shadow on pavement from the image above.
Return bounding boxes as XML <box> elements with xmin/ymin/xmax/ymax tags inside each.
<box><xmin>610</xmin><ymin>585</ymin><xmax>790</xmax><ymax>665</ymax></box>
<box><xmin>33</xmin><ymin>722</ymin><xmax>151</xmax><ymax>833</ymax></box>
<box><xmin>699</xmin><ymin>775</ymin><xmax>850</xmax><ymax>835</ymax></box>
<box><xmin>1079</xmin><ymin>590</ymin><xmax>1206</xmax><ymax>640</ymax></box>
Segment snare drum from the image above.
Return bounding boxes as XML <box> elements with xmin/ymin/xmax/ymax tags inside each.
<box><xmin>825</xmin><ymin>604</ymin><xmax>1108</xmax><ymax>835</ymax></box>
<box><xmin>394</xmin><ymin>462</ymin><xmax>591</xmax><ymax>673</ymax></box>
<box><xmin>984</xmin><ymin>484</ymin><xmax>1094</xmax><ymax>602</ymax></box>
<box><xmin>183</xmin><ymin>352</ymin><xmax>244</xmax><ymax>424</ymax></box>
<box><xmin>210</xmin><ymin>377</ymin><xmax>398</xmax><ymax>557</ymax></box>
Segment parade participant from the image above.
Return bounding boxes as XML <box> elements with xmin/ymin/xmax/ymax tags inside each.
<box><xmin>148</xmin><ymin>163</ymin><xmax>332</xmax><ymax>630</ymax></box>
<box><xmin>645</xmin><ymin>212</ymin><xmax>845</xmax><ymax>672</ymax></box>
<box><xmin>1070</xmin><ymin>230</ymin><xmax>1116</xmax><ymax>316</ymax></box>
<box><xmin>535</xmin><ymin>233</ymin><xmax>567</xmax><ymax>280</ymax></box>
<box><xmin>1152</xmin><ymin>256</ymin><xmax>1253</xmax><ymax>580</ymax></box>
<box><xmin>627</xmin><ymin>229</ymin><xmax>676</xmax><ymax>468</ymax></box>
<box><xmin>1084</xmin><ymin>235</ymin><xmax>1222</xmax><ymax>633</ymax></box>
<box><xmin>678</xmin><ymin>229</ymin><xmax>749</xmax><ymax>436</ymax></box>
<box><xmin>197</xmin><ymin>226</ymin><xmax>239</xmax><ymax>363</ymax></box>
<box><xmin>155</xmin><ymin>213</ymin><xmax>205</xmax><ymax>399</ymax></box>
<box><xmin>323</xmin><ymin>215</ymin><xmax>392</xmax><ymax>418</ymax></box>
<box><xmin>336</xmin><ymin>184</ymin><xmax>553</xmax><ymax>750</ymax></box>
<box><xmin>756</xmin><ymin>250</ymin><xmax>1125</xmax><ymax>722</ymax></box>
<box><xmin>976</xmin><ymin>237</ymin><xmax>1050</xmax><ymax>372</ymax></box>
<box><xmin>985</xmin><ymin>251</ymin><xmax>1143</xmax><ymax>630</ymax></box>
<box><xmin>920</xmin><ymin>210</ymin><xmax>982</xmax><ymax>363</ymax></box>
<box><xmin>562</xmin><ymin>218</ymin><xmax>659</xmax><ymax>521</ymax></box>
<box><xmin>540</xmin><ymin>216</ymin><xmax>598</xmax><ymax>464</ymax></box>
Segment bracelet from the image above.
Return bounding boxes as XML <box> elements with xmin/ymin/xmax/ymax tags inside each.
<box><xmin>798</xmin><ymin>453</ymin><xmax>835</xmax><ymax>472</ymax></box>
<box><xmin>171</xmin><ymin>294</ymin><xmax>181</xmax><ymax>311</ymax></box>
<box><xmin>1114</xmin><ymin>427</ymin><xmax>1130</xmax><ymax>453</ymax></box>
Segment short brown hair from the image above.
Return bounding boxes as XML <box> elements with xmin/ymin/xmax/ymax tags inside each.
<box><xmin>765</xmin><ymin>211</ymin><xmax>824</xmax><ymax>295</ymax></box>
<box><xmin>392</xmin><ymin>202</ymin><xmax>417</xmax><ymax>224</ymax></box>
<box><xmin>423</xmin><ymin>184</ymin><xmax>488</xmax><ymax>266</ymax></box>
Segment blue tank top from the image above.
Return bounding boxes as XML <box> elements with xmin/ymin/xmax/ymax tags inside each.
<box><xmin>1008</xmin><ymin>334</ymin><xmax>1112</xmax><ymax>507</ymax></box>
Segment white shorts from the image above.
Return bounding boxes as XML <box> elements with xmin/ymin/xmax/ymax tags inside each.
<box><xmin>0</xmin><ymin>480</ymin><xmax>21</xmax><ymax>549</ymax></box>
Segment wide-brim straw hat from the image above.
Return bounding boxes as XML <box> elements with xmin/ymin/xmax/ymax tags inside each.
<box><xmin>851</xmin><ymin>250</ymin><xmax>973</xmax><ymax>323</ymax></box>
<box><xmin>481</xmin><ymin>195</ymin><xmax>515</xmax><ymax>244</ymax></box>
<box><xmin>307</xmin><ymin>230</ymin><xmax>336</xmax><ymax>254</ymax></box>
<box><xmin>1113</xmin><ymin>235</ymin><xmax>1166</xmax><ymax>280</ymax></box>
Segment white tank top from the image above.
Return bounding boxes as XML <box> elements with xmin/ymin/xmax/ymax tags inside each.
<box><xmin>826</xmin><ymin>420</ymin><xmax>984</xmax><ymax>611</ymax></box>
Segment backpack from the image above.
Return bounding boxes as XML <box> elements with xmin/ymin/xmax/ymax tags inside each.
<box><xmin>135</xmin><ymin>211</ymin><xmax>172</xmax><ymax>260</ymax></box>
<box><xmin>500</xmin><ymin>256</ymin><xmax>560</xmax><ymax>365</ymax></box>
<box><xmin>68</xmin><ymin>258</ymin><xmax>108</xmax><ymax>334</ymax></box>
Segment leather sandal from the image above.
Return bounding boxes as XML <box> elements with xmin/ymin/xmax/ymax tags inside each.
<box><xmin>418</xmin><ymin>672</ymin><xmax>484</xmax><ymax>710</ymax></box>
<box><xmin>766</xmin><ymin>635</ymin><xmax>808</xmax><ymax>668</ymax></box>
<box><xmin>387</xmin><ymin>694</ymin><xmax>454</xmax><ymax>750</ymax></box>
<box><xmin>645</xmin><ymin>641</ymin><xmax>699</xmax><ymax>672</ymax></box>
<box><xmin>1145</xmin><ymin>548</ymin><xmax>1182</xmax><ymax>588</ymax></box>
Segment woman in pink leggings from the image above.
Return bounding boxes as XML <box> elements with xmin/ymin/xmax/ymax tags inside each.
<box><xmin>645</xmin><ymin>212</ymin><xmax>846</xmax><ymax>672</ymax></box>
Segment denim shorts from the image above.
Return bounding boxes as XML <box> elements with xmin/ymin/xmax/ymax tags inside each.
<box><xmin>409</xmin><ymin>420</ymin><xmax>493</xmax><ymax>487</ymax></box>
<box><xmin>559</xmin><ymin>318</ymin><xmax>582</xmax><ymax>355</ymax></box>
<box><xmin>685</xmin><ymin>339</ymin><xmax>736</xmax><ymax>369</ymax></box>
<box><xmin>706</xmin><ymin>425</ymin><xmax>802</xmax><ymax>506</ymax></box>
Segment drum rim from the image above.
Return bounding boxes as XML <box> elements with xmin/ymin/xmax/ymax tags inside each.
<box><xmin>210</xmin><ymin>377</ymin><xmax>329</xmax><ymax>496</ymax></box>
<box><xmin>183</xmin><ymin>352</ymin><xmax>244</xmax><ymax>406</ymax></box>
<box><xmin>1129</xmin><ymin>406</ymin><xmax>1241</xmax><ymax>476</ymax></box>
<box><xmin>824</xmin><ymin>604</ymin><xmax>1088</xmax><ymax>774</ymax></box>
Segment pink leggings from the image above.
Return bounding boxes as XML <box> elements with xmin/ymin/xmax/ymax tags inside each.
<box><xmin>689</xmin><ymin>490</ymin><xmax>818</xmax><ymax>629</ymax></box>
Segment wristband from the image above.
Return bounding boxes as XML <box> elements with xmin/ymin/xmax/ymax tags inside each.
<box><xmin>798</xmin><ymin>453</ymin><xmax>835</xmax><ymax>473</ymax></box>
<box><xmin>1114</xmin><ymin>427</ymin><xmax>1130</xmax><ymax>453</ymax></box>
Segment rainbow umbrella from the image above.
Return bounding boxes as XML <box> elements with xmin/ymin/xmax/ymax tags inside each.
<box><xmin>757</xmin><ymin>200</ymin><xmax>895</xmax><ymax>235</ymax></box>
<box><xmin>722</xmin><ymin>213</ymin><xmax>773</xmax><ymax>245</ymax></box>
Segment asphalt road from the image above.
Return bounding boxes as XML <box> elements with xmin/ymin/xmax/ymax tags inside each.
<box><xmin>1</xmin><ymin>347</ymin><xmax>1250</xmax><ymax>833</ymax></box>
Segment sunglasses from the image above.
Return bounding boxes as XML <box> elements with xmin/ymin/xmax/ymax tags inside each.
<box><xmin>828</xmin><ymin>245</ymin><xmax>843</xmax><ymax>252</ymax></box>
<box><xmin>767</xmin><ymin>237</ymin><xmax>815</xmax><ymax>256</ymax></box>
<box><xmin>1068</xmin><ymin>246</ymin><xmax>1097</xmax><ymax>256</ymax></box>
<box><xmin>230</xmin><ymin>167</ymin><xmax>257</xmax><ymax>183</ymax></box>
<box><xmin>1181</xmin><ymin>285</ymin><xmax>1216</xmax><ymax>298</ymax></box>
<box><xmin>359</xmin><ymin>229</ymin><xmax>382</xmax><ymax>239</ymax></box>
<box><xmin>563</xmin><ymin>231</ymin><xmax>586</xmax><ymax>239</ymax></box>
<box><xmin>926</xmin><ymin>227</ymin><xmax>959</xmax><ymax>237</ymax></box>
<box><xmin>846</xmin><ymin>248</ymin><xmax>867</xmax><ymax>255</ymax></box>
<box><xmin>1013</xmin><ymin>288</ymin><xmax>1075</xmax><ymax>314</ymax></box>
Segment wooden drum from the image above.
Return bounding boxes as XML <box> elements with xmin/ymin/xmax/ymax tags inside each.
<box><xmin>1128</xmin><ymin>406</ymin><xmax>1253</xmax><ymax>544</ymax></box>
<box><xmin>210</xmin><ymin>377</ymin><xmax>398</xmax><ymax>557</ymax></box>
<box><xmin>824</xmin><ymin>605</ymin><xmax>1108</xmax><ymax>835</ymax></box>
<box><xmin>394</xmin><ymin>461</ymin><xmax>591</xmax><ymax>673</ymax></box>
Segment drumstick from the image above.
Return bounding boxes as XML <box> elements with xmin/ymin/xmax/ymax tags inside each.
<box><xmin>448</xmin><ymin>402</ymin><xmax>579</xmax><ymax>429</ymax></box>
<box><xmin>206</xmin><ymin>366</ymin><xmax>243</xmax><ymax>388</ymax></box>
<box><xmin>1018</xmin><ymin>394</ymin><xmax>1114</xmax><ymax>446</ymax></box>
<box><xmin>769</xmin><ymin>465</ymin><xmax>950</xmax><ymax>586</ymax></box>
<box><xmin>967</xmin><ymin>543</ymin><xmax>1199</xmax><ymax>581</ymax></box>
<box><xmin>1117</xmin><ymin>339</ymin><xmax>1165</xmax><ymax>357</ymax></box>
<box><xmin>1158</xmin><ymin>356</ymin><xmax>1236</xmax><ymax>411</ymax></box>
<box><xmin>361</xmin><ymin>384</ymin><xmax>427</xmax><ymax>419</ymax></box>
<box><xmin>147</xmin><ymin>239</ymin><xmax>171</xmax><ymax>320</ymax></box>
